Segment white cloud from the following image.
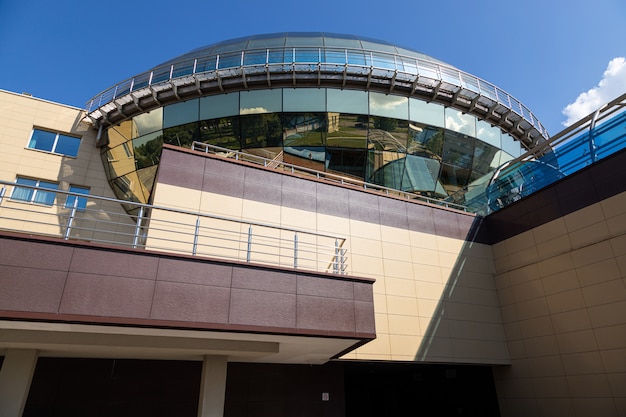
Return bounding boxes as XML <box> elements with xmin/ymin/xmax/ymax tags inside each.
<box><xmin>562</xmin><ymin>57</ymin><xmax>626</xmax><ymax>126</ymax></box>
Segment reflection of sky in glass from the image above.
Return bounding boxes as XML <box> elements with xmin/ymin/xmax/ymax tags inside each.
<box><xmin>369</xmin><ymin>92</ymin><xmax>408</xmax><ymax>119</ymax></box>
<box><xmin>476</xmin><ymin>120</ymin><xmax>501</xmax><ymax>148</ymax></box>
<box><xmin>240</xmin><ymin>90</ymin><xmax>281</xmax><ymax>115</ymax></box>
<box><xmin>134</xmin><ymin>108</ymin><xmax>163</xmax><ymax>136</ymax></box>
<box><xmin>445</xmin><ymin>109</ymin><xmax>476</xmax><ymax>136</ymax></box>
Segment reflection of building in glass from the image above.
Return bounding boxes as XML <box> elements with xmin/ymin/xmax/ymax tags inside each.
<box><xmin>3</xmin><ymin>33</ymin><xmax>625</xmax><ymax>417</ymax></box>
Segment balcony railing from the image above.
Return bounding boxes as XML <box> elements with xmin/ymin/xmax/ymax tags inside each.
<box><xmin>190</xmin><ymin>141</ymin><xmax>469</xmax><ymax>212</ymax></box>
<box><xmin>0</xmin><ymin>181</ymin><xmax>347</xmax><ymax>275</ymax></box>
<box><xmin>85</xmin><ymin>45</ymin><xmax>548</xmax><ymax>142</ymax></box>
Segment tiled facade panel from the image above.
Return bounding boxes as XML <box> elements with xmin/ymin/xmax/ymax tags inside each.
<box><xmin>0</xmin><ymin>235</ymin><xmax>375</xmax><ymax>340</ymax></box>
<box><xmin>491</xmin><ymin>190</ymin><xmax>626</xmax><ymax>417</ymax></box>
<box><xmin>154</xmin><ymin>147</ymin><xmax>508</xmax><ymax>364</ymax></box>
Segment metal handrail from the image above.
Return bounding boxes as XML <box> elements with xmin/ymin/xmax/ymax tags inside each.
<box><xmin>190</xmin><ymin>141</ymin><xmax>470</xmax><ymax>212</ymax></box>
<box><xmin>85</xmin><ymin>45</ymin><xmax>547</xmax><ymax>138</ymax></box>
<box><xmin>0</xmin><ymin>180</ymin><xmax>348</xmax><ymax>275</ymax></box>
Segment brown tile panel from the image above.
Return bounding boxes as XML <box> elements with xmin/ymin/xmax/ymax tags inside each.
<box><xmin>60</xmin><ymin>272</ymin><xmax>155</xmax><ymax>319</ymax></box>
<box><xmin>0</xmin><ymin>238</ymin><xmax>74</xmax><ymax>270</ymax></box>
<box><xmin>0</xmin><ymin>233</ymin><xmax>375</xmax><ymax>340</ymax></box>
<box><xmin>0</xmin><ymin>266</ymin><xmax>66</xmax><ymax>313</ymax></box>
<box><xmin>158</xmin><ymin>146</ymin><xmax>483</xmax><ymax>243</ymax></box>
<box><xmin>487</xmin><ymin>149</ymin><xmax>626</xmax><ymax>243</ymax></box>
<box><xmin>229</xmin><ymin>288</ymin><xmax>297</xmax><ymax>328</ymax></box>
<box><xmin>151</xmin><ymin>281</ymin><xmax>231</xmax><ymax>323</ymax></box>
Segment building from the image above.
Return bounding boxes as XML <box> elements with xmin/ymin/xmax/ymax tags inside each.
<box><xmin>0</xmin><ymin>33</ymin><xmax>624</xmax><ymax>417</ymax></box>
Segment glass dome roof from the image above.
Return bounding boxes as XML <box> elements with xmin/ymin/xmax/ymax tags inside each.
<box><xmin>156</xmin><ymin>32</ymin><xmax>452</xmax><ymax>68</ymax></box>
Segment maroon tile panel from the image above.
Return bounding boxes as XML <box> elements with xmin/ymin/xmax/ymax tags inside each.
<box><xmin>297</xmin><ymin>275</ymin><xmax>354</xmax><ymax>300</ymax></box>
<box><xmin>297</xmin><ymin>295</ymin><xmax>356</xmax><ymax>333</ymax></box>
<box><xmin>156</xmin><ymin>258</ymin><xmax>232</xmax><ymax>287</ymax></box>
<box><xmin>59</xmin><ymin>272</ymin><xmax>156</xmax><ymax>319</ymax></box>
<box><xmin>0</xmin><ymin>266</ymin><xmax>66</xmax><ymax>313</ymax></box>
<box><xmin>231</xmin><ymin>267</ymin><xmax>297</xmax><ymax>294</ymax></box>
<box><xmin>229</xmin><ymin>288</ymin><xmax>297</xmax><ymax>328</ymax></box>
<box><xmin>69</xmin><ymin>247</ymin><xmax>159</xmax><ymax>280</ymax></box>
<box><xmin>354</xmin><ymin>300</ymin><xmax>376</xmax><ymax>334</ymax></box>
<box><xmin>0</xmin><ymin>238</ymin><xmax>74</xmax><ymax>270</ymax></box>
<box><xmin>151</xmin><ymin>281</ymin><xmax>230</xmax><ymax>323</ymax></box>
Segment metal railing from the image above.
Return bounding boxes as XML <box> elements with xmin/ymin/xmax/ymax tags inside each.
<box><xmin>190</xmin><ymin>141</ymin><xmax>469</xmax><ymax>212</ymax></box>
<box><xmin>0</xmin><ymin>180</ymin><xmax>347</xmax><ymax>275</ymax></box>
<box><xmin>85</xmin><ymin>45</ymin><xmax>547</xmax><ymax>139</ymax></box>
<box><xmin>446</xmin><ymin>92</ymin><xmax>626</xmax><ymax>215</ymax></box>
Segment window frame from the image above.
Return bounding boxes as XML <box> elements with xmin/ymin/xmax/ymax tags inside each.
<box><xmin>65</xmin><ymin>185</ymin><xmax>90</xmax><ymax>211</ymax></box>
<box><xmin>10</xmin><ymin>177</ymin><xmax>59</xmax><ymax>206</ymax></box>
<box><xmin>27</xmin><ymin>128</ymin><xmax>81</xmax><ymax>157</ymax></box>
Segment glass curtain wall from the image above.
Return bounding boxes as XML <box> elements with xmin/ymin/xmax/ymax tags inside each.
<box><xmin>102</xmin><ymin>88</ymin><xmax>519</xmax><ymax>206</ymax></box>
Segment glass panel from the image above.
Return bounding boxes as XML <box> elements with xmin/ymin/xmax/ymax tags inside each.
<box><xmin>54</xmin><ymin>134</ymin><xmax>80</xmax><ymax>157</ymax></box>
<box><xmin>367</xmin><ymin>150</ymin><xmax>406</xmax><ymax>188</ymax></box>
<box><xmin>163</xmin><ymin>99</ymin><xmax>198</xmax><ymax>129</ymax></box>
<box><xmin>369</xmin><ymin>92</ymin><xmax>408</xmax><ymax>119</ymax></box>
<box><xmin>105</xmin><ymin>142</ymin><xmax>137</xmax><ymax>179</ymax></box>
<box><xmin>295</xmin><ymin>48</ymin><xmax>320</xmax><ymax>63</ymax></box>
<box><xmin>471</xmin><ymin>140</ymin><xmax>501</xmax><ymax>179</ymax></box>
<box><xmin>28</xmin><ymin>129</ymin><xmax>56</xmax><ymax>152</ymax></box>
<box><xmin>323</xmin><ymin>49</ymin><xmax>347</xmax><ymax>64</ymax></box>
<box><xmin>281</xmin><ymin>113</ymin><xmax>327</xmax><ymax>147</ymax></box>
<box><xmin>445</xmin><ymin>108</ymin><xmax>476</xmax><ymax>136</ymax></box>
<box><xmin>133</xmin><ymin>108</ymin><xmax>163</xmax><ymax>137</ymax></box>
<box><xmin>217</xmin><ymin>52</ymin><xmax>241</xmax><ymax>69</ymax></box>
<box><xmin>200</xmin><ymin>93</ymin><xmax>239</xmax><ymax>120</ymax></box>
<box><xmin>199</xmin><ymin>117</ymin><xmax>240</xmax><ymax>149</ymax></box>
<box><xmin>326</xmin><ymin>148</ymin><xmax>366</xmax><ymax>179</ymax></box>
<box><xmin>65</xmin><ymin>186</ymin><xmax>90</xmax><ymax>210</ymax></box>
<box><xmin>132</xmin><ymin>131</ymin><xmax>163</xmax><ymax>169</ymax></box>
<box><xmin>106</xmin><ymin>120</ymin><xmax>133</xmax><ymax>147</ymax></box>
<box><xmin>11</xmin><ymin>178</ymin><xmax>36</xmax><ymax>202</ymax></box>
<box><xmin>240</xmin><ymin>90</ymin><xmax>282</xmax><ymax>114</ymax></box>
<box><xmin>286</xmin><ymin>36</ymin><xmax>322</xmax><ymax>47</ymax></box>
<box><xmin>501</xmin><ymin>133</ymin><xmax>523</xmax><ymax>157</ymax></box>
<box><xmin>237</xmin><ymin>114</ymin><xmax>282</xmax><ymax>148</ymax></box>
<box><xmin>346</xmin><ymin>50</ymin><xmax>368</xmax><ymax>66</ymax></box>
<box><xmin>267</xmin><ymin>49</ymin><xmax>285</xmax><ymax>64</ymax></box>
<box><xmin>326</xmin><ymin>114</ymin><xmax>368</xmax><ymax>149</ymax></box>
<box><xmin>33</xmin><ymin>181</ymin><xmax>58</xmax><ymax>205</ymax></box>
<box><xmin>248</xmin><ymin>38</ymin><xmax>286</xmax><ymax>49</ymax></box>
<box><xmin>196</xmin><ymin>55</ymin><xmax>217</xmax><ymax>72</ymax></box>
<box><xmin>327</xmin><ymin>89</ymin><xmax>368</xmax><ymax>114</ymax></box>
<box><xmin>409</xmin><ymin>98</ymin><xmax>444</xmax><ymax>128</ymax></box>
<box><xmin>368</xmin><ymin>117</ymin><xmax>408</xmax><ymax>152</ymax></box>
<box><xmin>371</xmin><ymin>53</ymin><xmax>396</xmax><ymax>70</ymax></box>
<box><xmin>476</xmin><ymin>120</ymin><xmax>501</xmax><ymax>148</ymax></box>
<box><xmin>163</xmin><ymin>122</ymin><xmax>199</xmax><ymax>148</ymax></box>
<box><xmin>442</xmin><ymin>131</ymin><xmax>475</xmax><ymax>170</ymax></box>
<box><xmin>360</xmin><ymin>41</ymin><xmax>397</xmax><ymax>54</ymax></box>
<box><xmin>323</xmin><ymin>37</ymin><xmax>362</xmax><ymax>49</ymax></box>
<box><xmin>283</xmin><ymin>146</ymin><xmax>326</xmax><ymax>171</ymax></box>
<box><xmin>407</xmin><ymin>123</ymin><xmax>444</xmax><ymax>160</ymax></box>
<box><xmin>243</xmin><ymin>50</ymin><xmax>267</xmax><ymax>66</ymax></box>
<box><xmin>283</xmin><ymin>89</ymin><xmax>326</xmax><ymax>112</ymax></box>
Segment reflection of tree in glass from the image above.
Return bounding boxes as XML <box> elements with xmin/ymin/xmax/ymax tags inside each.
<box><xmin>200</xmin><ymin>118</ymin><xmax>239</xmax><ymax>149</ymax></box>
<box><xmin>134</xmin><ymin>135</ymin><xmax>163</xmax><ymax>169</ymax></box>
<box><xmin>235</xmin><ymin>114</ymin><xmax>282</xmax><ymax>147</ymax></box>
<box><xmin>372</xmin><ymin>117</ymin><xmax>398</xmax><ymax>132</ymax></box>
<box><xmin>163</xmin><ymin>122</ymin><xmax>198</xmax><ymax>148</ymax></box>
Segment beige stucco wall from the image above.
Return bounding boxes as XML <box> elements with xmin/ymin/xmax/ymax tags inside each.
<box><xmin>149</xmin><ymin>153</ymin><xmax>508</xmax><ymax>365</ymax></box>
<box><xmin>0</xmin><ymin>90</ymin><xmax>133</xmax><ymax>242</ymax></box>
<box><xmin>492</xmin><ymin>191</ymin><xmax>626</xmax><ymax>417</ymax></box>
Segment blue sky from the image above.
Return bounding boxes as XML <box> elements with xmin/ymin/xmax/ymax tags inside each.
<box><xmin>1</xmin><ymin>0</ymin><xmax>624</xmax><ymax>135</ymax></box>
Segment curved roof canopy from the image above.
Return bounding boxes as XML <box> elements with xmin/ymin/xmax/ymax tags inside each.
<box><xmin>87</xmin><ymin>32</ymin><xmax>549</xmax><ymax>147</ymax></box>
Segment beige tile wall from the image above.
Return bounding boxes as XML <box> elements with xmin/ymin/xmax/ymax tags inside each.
<box><xmin>151</xmin><ymin>178</ymin><xmax>508</xmax><ymax>365</ymax></box>
<box><xmin>492</xmin><ymin>191</ymin><xmax>626</xmax><ymax>417</ymax></box>
<box><xmin>0</xmin><ymin>90</ymin><xmax>133</xmax><ymax>243</ymax></box>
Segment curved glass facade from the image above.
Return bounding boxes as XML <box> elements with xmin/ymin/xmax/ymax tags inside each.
<box><xmin>101</xmin><ymin>87</ymin><xmax>523</xmax><ymax>205</ymax></box>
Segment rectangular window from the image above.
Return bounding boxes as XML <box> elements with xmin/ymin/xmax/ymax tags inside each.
<box><xmin>65</xmin><ymin>185</ymin><xmax>90</xmax><ymax>210</ymax></box>
<box><xmin>28</xmin><ymin>129</ymin><xmax>81</xmax><ymax>157</ymax></box>
<box><xmin>11</xmin><ymin>177</ymin><xmax>58</xmax><ymax>206</ymax></box>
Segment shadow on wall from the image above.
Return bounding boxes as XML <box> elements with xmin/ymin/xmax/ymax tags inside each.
<box><xmin>414</xmin><ymin>215</ymin><xmax>509</xmax><ymax>365</ymax></box>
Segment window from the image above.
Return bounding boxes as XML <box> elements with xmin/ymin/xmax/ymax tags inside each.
<box><xmin>28</xmin><ymin>129</ymin><xmax>81</xmax><ymax>157</ymax></box>
<box><xmin>11</xmin><ymin>177</ymin><xmax>58</xmax><ymax>206</ymax></box>
<box><xmin>65</xmin><ymin>186</ymin><xmax>90</xmax><ymax>210</ymax></box>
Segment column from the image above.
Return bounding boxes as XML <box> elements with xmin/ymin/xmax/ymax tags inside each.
<box><xmin>0</xmin><ymin>349</ymin><xmax>38</xmax><ymax>417</ymax></box>
<box><xmin>197</xmin><ymin>355</ymin><xmax>228</xmax><ymax>417</ymax></box>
